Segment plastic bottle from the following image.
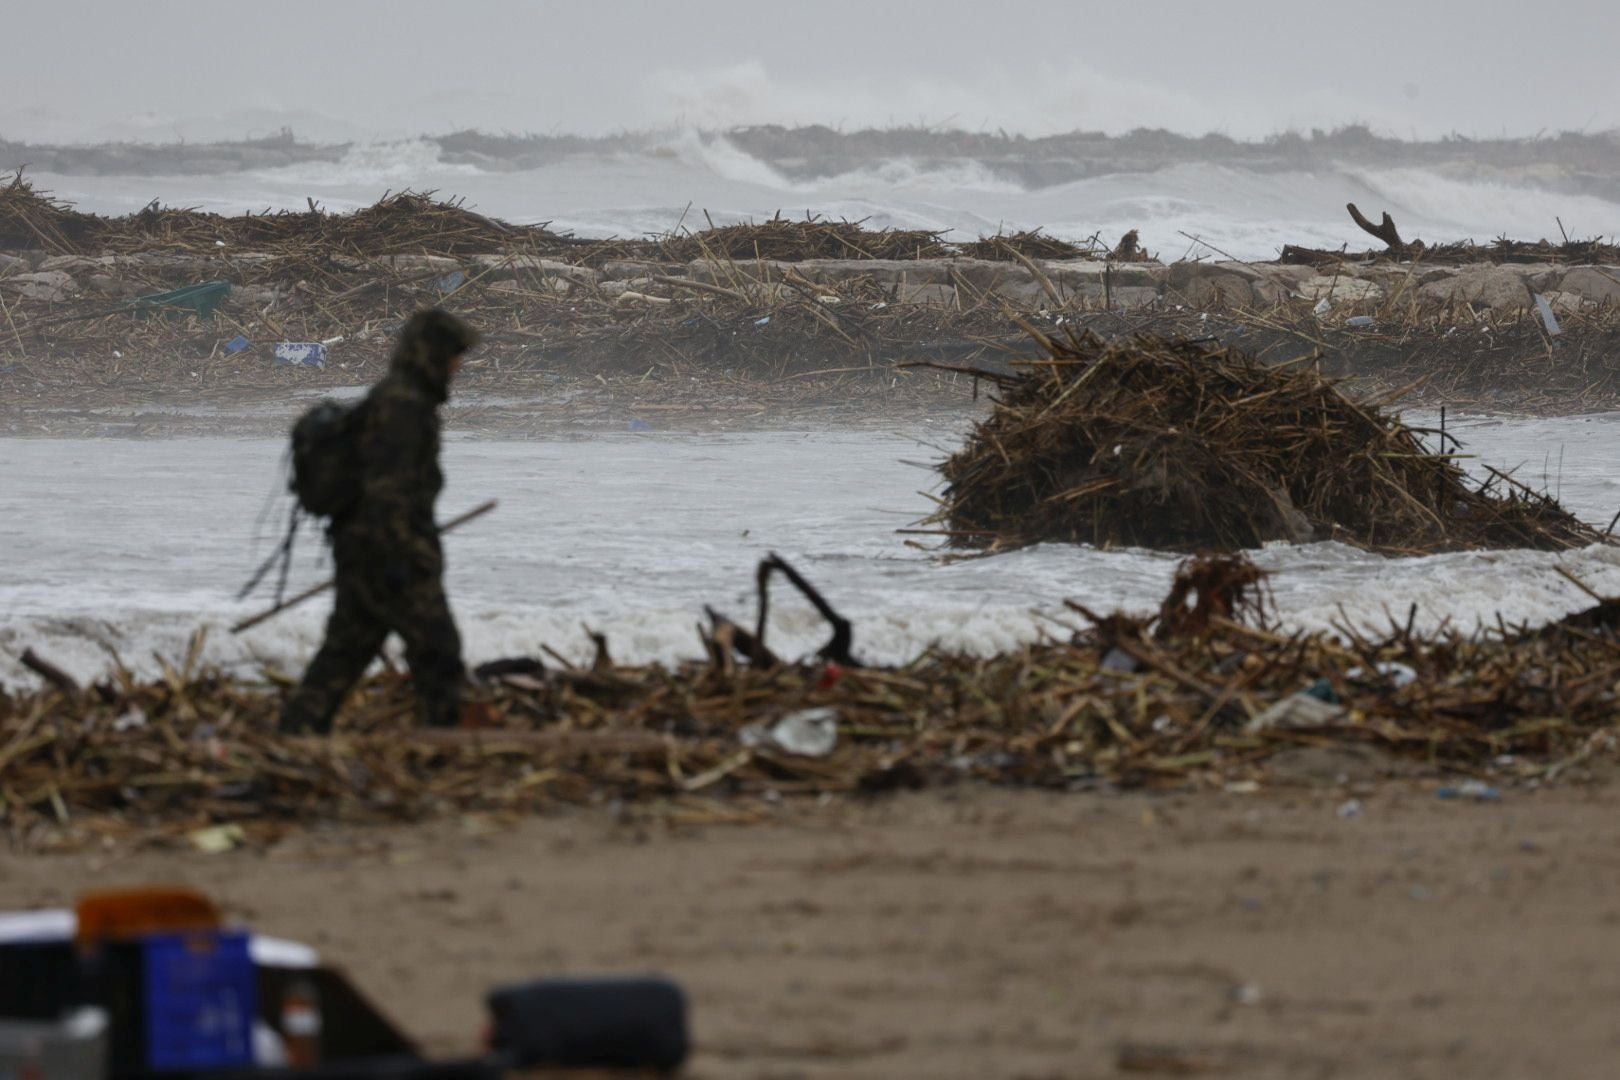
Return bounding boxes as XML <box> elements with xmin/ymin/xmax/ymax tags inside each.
<box><xmin>279</xmin><ymin>979</ymin><xmax>322</xmax><ymax>1067</ymax></box>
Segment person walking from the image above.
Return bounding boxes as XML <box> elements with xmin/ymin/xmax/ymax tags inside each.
<box><xmin>280</xmin><ymin>308</ymin><xmax>478</xmax><ymax>733</ymax></box>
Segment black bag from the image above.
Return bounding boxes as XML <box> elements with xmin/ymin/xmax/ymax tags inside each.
<box><xmin>487</xmin><ymin>976</ymin><xmax>689</xmax><ymax>1073</ymax></box>
<box><xmin>290</xmin><ymin>399</ymin><xmax>367</xmax><ymax>518</ymax></box>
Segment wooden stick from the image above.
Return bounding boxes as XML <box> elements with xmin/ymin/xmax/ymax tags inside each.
<box><xmin>1554</xmin><ymin>564</ymin><xmax>1608</xmax><ymax>606</ymax></box>
<box><xmin>231</xmin><ymin>499</ymin><xmax>497</xmax><ymax>634</ymax></box>
<box><xmin>756</xmin><ymin>553</ymin><xmax>859</xmax><ymax>667</ymax></box>
<box><xmin>654</xmin><ymin>275</ymin><xmax>750</xmax><ymax>303</ymax></box>
<box><xmin>20</xmin><ymin>648</ymin><xmax>80</xmax><ymax>696</ymax></box>
<box><xmin>0</xmin><ymin>285</ymin><xmax>24</xmax><ymax>357</ymax></box>
<box><xmin>1346</xmin><ymin>203</ymin><xmax>1406</xmax><ymax>251</ymax></box>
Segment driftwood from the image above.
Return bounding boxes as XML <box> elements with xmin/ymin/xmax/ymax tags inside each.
<box><xmin>1346</xmin><ymin>203</ymin><xmax>1406</xmax><ymax>253</ymax></box>
<box><xmin>754</xmin><ymin>553</ymin><xmax>859</xmax><ymax>668</ymax></box>
<box><xmin>705</xmin><ymin>553</ymin><xmax>859</xmax><ymax>669</ymax></box>
<box><xmin>20</xmin><ymin>648</ymin><xmax>80</xmax><ymax>696</ymax></box>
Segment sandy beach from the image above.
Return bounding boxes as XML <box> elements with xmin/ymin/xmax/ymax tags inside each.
<box><xmin>6</xmin><ymin>778</ymin><xmax>1617</xmax><ymax>1079</ymax></box>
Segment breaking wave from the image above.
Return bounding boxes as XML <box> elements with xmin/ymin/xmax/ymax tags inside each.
<box><xmin>4</xmin><ymin>415</ymin><xmax>1620</xmax><ymax>685</ymax></box>
<box><xmin>19</xmin><ymin>131</ymin><xmax>1615</xmax><ymax>262</ymax></box>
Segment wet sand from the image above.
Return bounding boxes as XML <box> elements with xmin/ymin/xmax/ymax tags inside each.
<box><xmin>5</xmin><ymin>779</ymin><xmax>1618</xmax><ymax>1079</ymax></box>
<box><xmin>0</xmin><ymin>370</ymin><xmax>985</xmax><ymax>439</ymax></box>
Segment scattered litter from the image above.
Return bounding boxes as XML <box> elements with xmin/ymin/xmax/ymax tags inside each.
<box><xmin>1100</xmin><ymin>647</ymin><xmax>1139</xmax><ymax>672</ymax></box>
<box><xmin>131</xmin><ymin>280</ymin><xmax>232</xmax><ymax>318</ymax></box>
<box><xmin>1345</xmin><ymin>314</ymin><xmax>1375</xmax><ymax>328</ymax></box>
<box><xmin>188</xmin><ymin>824</ymin><xmax>247</xmax><ymax>854</ymax></box>
<box><xmin>1336</xmin><ymin>799</ymin><xmax>1363</xmax><ymax>820</ymax></box>
<box><xmin>1533</xmin><ymin>293</ymin><xmax>1563</xmax><ymax>337</ymax></box>
<box><xmin>1303</xmin><ymin>678</ymin><xmax>1339</xmax><ymax>703</ymax></box>
<box><xmin>223</xmin><ymin>334</ymin><xmax>250</xmax><ymax>354</ymax></box>
<box><xmin>1251</xmin><ymin>691</ymin><xmax>1346</xmax><ymax>731</ymax></box>
<box><xmin>1436</xmin><ymin>780</ymin><xmax>1501</xmax><ymax>802</ymax></box>
<box><xmin>739</xmin><ymin>707</ymin><xmax>839</xmax><ymax>758</ymax></box>
<box><xmin>112</xmin><ymin>708</ymin><xmax>147</xmax><ymax>732</ymax></box>
<box><xmin>1347</xmin><ymin>662</ymin><xmax>1418</xmax><ymax>687</ymax></box>
<box><xmin>274</xmin><ymin>342</ymin><xmax>327</xmax><ymax>368</ymax></box>
<box><xmin>1231</xmin><ymin>982</ymin><xmax>1263</xmax><ymax>1007</ymax></box>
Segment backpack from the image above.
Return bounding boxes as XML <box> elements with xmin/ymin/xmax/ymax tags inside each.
<box><xmin>289</xmin><ymin>398</ymin><xmax>367</xmax><ymax>518</ymax></box>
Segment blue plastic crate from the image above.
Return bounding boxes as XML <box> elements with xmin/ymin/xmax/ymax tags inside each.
<box><xmin>140</xmin><ymin>930</ymin><xmax>257</xmax><ymax>1071</ymax></box>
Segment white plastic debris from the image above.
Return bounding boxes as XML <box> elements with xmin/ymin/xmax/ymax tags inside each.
<box><xmin>1100</xmin><ymin>647</ymin><xmax>1139</xmax><ymax>672</ymax></box>
<box><xmin>1347</xmin><ymin>662</ymin><xmax>1418</xmax><ymax>687</ymax></box>
<box><xmin>1248</xmin><ymin>692</ymin><xmax>1345</xmax><ymax>731</ymax></box>
<box><xmin>740</xmin><ymin>707</ymin><xmax>839</xmax><ymax>757</ymax></box>
<box><xmin>274</xmin><ymin>342</ymin><xmax>327</xmax><ymax>368</ymax></box>
<box><xmin>1533</xmin><ymin>293</ymin><xmax>1563</xmax><ymax>337</ymax></box>
<box><xmin>112</xmin><ymin>707</ymin><xmax>147</xmax><ymax>732</ymax></box>
<box><xmin>188</xmin><ymin>823</ymin><xmax>247</xmax><ymax>854</ymax></box>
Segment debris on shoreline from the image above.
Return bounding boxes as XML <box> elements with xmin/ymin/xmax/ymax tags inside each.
<box><xmin>3</xmin><ymin>554</ymin><xmax>1619</xmax><ymax>852</ymax></box>
<box><xmin>6</xmin><ymin>177</ymin><xmax>1620</xmax><ymax>416</ymax></box>
<box><xmin>925</xmin><ymin>331</ymin><xmax>1604</xmax><ymax>555</ymax></box>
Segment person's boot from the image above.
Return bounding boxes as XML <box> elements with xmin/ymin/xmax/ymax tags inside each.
<box><xmin>416</xmin><ymin>690</ymin><xmax>462</xmax><ymax>729</ymax></box>
<box><xmin>279</xmin><ymin>697</ymin><xmax>333</xmax><ymax>735</ymax></box>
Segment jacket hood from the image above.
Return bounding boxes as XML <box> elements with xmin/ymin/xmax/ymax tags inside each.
<box><xmin>389</xmin><ymin>309</ymin><xmax>480</xmax><ymax>402</ymax></box>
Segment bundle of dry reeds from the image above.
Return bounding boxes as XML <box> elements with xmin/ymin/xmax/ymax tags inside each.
<box><xmin>654</xmin><ymin>214</ymin><xmax>957</xmax><ymax>262</ymax></box>
<box><xmin>955</xmin><ymin>229</ymin><xmax>1101</xmax><ymax>261</ymax></box>
<box><xmin>1281</xmin><ymin>235</ymin><xmax>1620</xmax><ymax>267</ymax></box>
<box><xmin>926</xmin><ymin>331</ymin><xmax>1605</xmax><ymax>554</ymax></box>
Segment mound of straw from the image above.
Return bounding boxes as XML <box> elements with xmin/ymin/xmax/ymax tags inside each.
<box><xmin>929</xmin><ymin>331</ymin><xmax>1605</xmax><ymax>555</ymax></box>
<box><xmin>0</xmin><ymin>175</ymin><xmax>1074</xmax><ymax>265</ymax></box>
<box><xmin>6</xmin><ymin>551</ymin><xmax>1620</xmax><ymax>852</ymax></box>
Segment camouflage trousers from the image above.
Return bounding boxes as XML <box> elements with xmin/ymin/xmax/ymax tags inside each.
<box><xmin>280</xmin><ymin>554</ymin><xmax>463</xmax><ymax>734</ymax></box>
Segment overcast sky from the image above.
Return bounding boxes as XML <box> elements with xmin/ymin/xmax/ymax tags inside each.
<box><xmin>4</xmin><ymin>0</ymin><xmax>1617</xmax><ymax>143</ymax></box>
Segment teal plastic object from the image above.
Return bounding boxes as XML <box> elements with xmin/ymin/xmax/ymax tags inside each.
<box><xmin>131</xmin><ymin>280</ymin><xmax>232</xmax><ymax>318</ymax></box>
<box><xmin>1303</xmin><ymin>678</ymin><xmax>1339</xmax><ymax>704</ymax></box>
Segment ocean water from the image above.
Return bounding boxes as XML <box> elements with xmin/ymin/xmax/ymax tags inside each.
<box><xmin>7</xmin><ymin>138</ymin><xmax>1620</xmax><ymax>685</ymax></box>
<box><xmin>25</xmin><ymin>133</ymin><xmax>1619</xmax><ymax>263</ymax></box>
<box><xmin>4</xmin><ymin>412</ymin><xmax>1620</xmax><ymax>686</ymax></box>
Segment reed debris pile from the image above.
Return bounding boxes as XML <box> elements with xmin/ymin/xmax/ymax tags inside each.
<box><xmin>655</xmin><ymin>215</ymin><xmax>957</xmax><ymax>262</ymax></box>
<box><xmin>0</xmin><ymin>175</ymin><xmax>1073</xmax><ymax>265</ymax></box>
<box><xmin>5</xmin><ymin>554</ymin><xmax>1620</xmax><ymax>851</ymax></box>
<box><xmin>929</xmin><ymin>332</ymin><xmax>1605</xmax><ymax>554</ymax></box>
<box><xmin>0</xmin><ymin>179</ymin><xmax>568</xmax><ymax>258</ymax></box>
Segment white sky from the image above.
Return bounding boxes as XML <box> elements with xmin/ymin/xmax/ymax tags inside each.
<box><xmin>3</xmin><ymin>0</ymin><xmax>1617</xmax><ymax>142</ymax></box>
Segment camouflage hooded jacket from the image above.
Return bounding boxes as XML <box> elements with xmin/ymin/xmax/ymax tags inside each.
<box><xmin>339</xmin><ymin>309</ymin><xmax>479</xmax><ymax>579</ymax></box>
